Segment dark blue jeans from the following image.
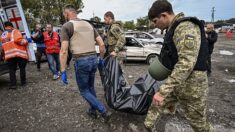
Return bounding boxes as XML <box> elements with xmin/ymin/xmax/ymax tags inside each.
<box><xmin>74</xmin><ymin>54</ymin><xmax>106</xmax><ymax>113</ymax></box>
<box><xmin>47</xmin><ymin>53</ymin><xmax>60</xmax><ymax>75</ymax></box>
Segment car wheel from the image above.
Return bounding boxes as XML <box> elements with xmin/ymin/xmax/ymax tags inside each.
<box><xmin>147</xmin><ymin>54</ymin><xmax>158</xmax><ymax>64</ymax></box>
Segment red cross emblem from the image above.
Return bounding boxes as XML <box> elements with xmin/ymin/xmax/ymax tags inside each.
<box><xmin>9</xmin><ymin>9</ymin><xmax>22</xmax><ymax>29</ymax></box>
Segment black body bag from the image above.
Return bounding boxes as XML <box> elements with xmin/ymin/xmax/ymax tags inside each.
<box><xmin>98</xmin><ymin>56</ymin><xmax>161</xmax><ymax>115</ymax></box>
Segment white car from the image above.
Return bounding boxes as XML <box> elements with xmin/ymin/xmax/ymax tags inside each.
<box><xmin>125</xmin><ymin>31</ymin><xmax>164</xmax><ymax>45</ymax></box>
<box><xmin>125</xmin><ymin>36</ymin><xmax>161</xmax><ymax>64</ymax></box>
<box><xmin>96</xmin><ymin>36</ymin><xmax>162</xmax><ymax>64</ymax></box>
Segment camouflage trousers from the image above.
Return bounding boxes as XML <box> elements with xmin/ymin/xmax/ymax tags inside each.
<box><xmin>144</xmin><ymin>71</ymin><xmax>213</xmax><ymax>132</ymax></box>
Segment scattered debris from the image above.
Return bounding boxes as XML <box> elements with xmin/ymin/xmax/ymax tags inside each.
<box><xmin>128</xmin><ymin>123</ymin><xmax>138</xmax><ymax>132</ymax></box>
<box><xmin>225</xmin><ymin>69</ymin><xmax>229</xmax><ymax>72</ymax></box>
<box><xmin>128</xmin><ymin>75</ymin><xmax>133</xmax><ymax>79</ymax></box>
<box><xmin>228</xmin><ymin>79</ymin><xmax>235</xmax><ymax>83</ymax></box>
<box><xmin>231</xmin><ymin>101</ymin><xmax>235</xmax><ymax>106</ymax></box>
<box><xmin>110</xmin><ymin>123</ymin><xmax>117</xmax><ymax>130</ymax></box>
<box><xmin>223</xmin><ymin>94</ymin><xmax>232</xmax><ymax>102</ymax></box>
<box><xmin>219</xmin><ymin>50</ymin><xmax>234</xmax><ymax>56</ymax></box>
<box><xmin>209</xmin><ymin>109</ymin><xmax>215</xmax><ymax>113</ymax></box>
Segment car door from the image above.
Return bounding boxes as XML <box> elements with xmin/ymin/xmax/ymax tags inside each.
<box><xmin>125</xmin><ymin>37</ymin><xmax>145</xmax><ymax>60</ymax></box>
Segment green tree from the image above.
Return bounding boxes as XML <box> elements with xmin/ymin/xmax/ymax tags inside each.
<box><xmin>21</xmin><ymin>0</ymin><xmax>84</xmax><ymax>27</ymax></box>
<box><xmin>90</xmin><ymin>16</ymin><xmax>101</xmax><ymax>22</ymax></box>
<box><xmin>115</xmin><ymin>21</ymin><xmax>124</xmax><ymax>26</ymax></box>
<box><xmin>136</xmin><ymin>16</ymin><xmax>149</xmax><ymax>31</ymax></box>
<box><xmin>123</xmin><ymin>20</ymin><xmax>135</xmax><ymax>30</ymax></box>
<box><xmin>214</xmin><ymin>20</ymin><xmax>231</xmax><ymax>27</ymax></box>
<box><xmin>226</xmin><ymin>18</ymin><xmax>235</xmax><ymax>24</ymax></box>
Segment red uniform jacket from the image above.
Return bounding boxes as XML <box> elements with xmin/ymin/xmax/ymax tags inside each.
<box><xmin>43</xmin><ymin>31</ymin><xmax>60</xmax><ymax>54</ymax></box>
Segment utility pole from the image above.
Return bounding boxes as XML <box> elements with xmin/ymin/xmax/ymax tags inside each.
<box><xmin>92</xmin><ymin>10</ymin><xmax>95</xmax><ymax>19</ymax></box>
<box><xmin>211</xmin><ymin>7</ymin><xmax>215</xmax><ymax>23</ymax></box>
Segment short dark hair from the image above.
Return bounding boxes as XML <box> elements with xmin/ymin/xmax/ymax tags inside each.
<box><xmin>46</xmin><ymin>23</ymin><xmax>53</xmax><ymax>27</ymax></box>
<box><xmin>64</xmin><ymin>4</ymin><xmax>77</xmax><ymax>13</ymax></box>
<box><xmin>148</xmin><ymin>0</ymin><xmax>174</xmax><ymax>20</ymax></box>
<box><xmin>104</xmin><ymin>11</ymin><xmax>115</xmax><ymax>20</ymax></box>
<box><xmin>4</xmin><ymin>21</ymin><xmax>13</xmax><ymax>28</ymax></box>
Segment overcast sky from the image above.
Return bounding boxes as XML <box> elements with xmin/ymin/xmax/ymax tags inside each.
<box><xmin>79</xmin><ymin>0</ymin><xmax>235</xmax><ymax>22</ymax></box>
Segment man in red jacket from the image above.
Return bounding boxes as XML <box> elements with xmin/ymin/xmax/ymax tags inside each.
<box><xmin>43</xmin><ymin>23</ymin><xmax>60</xmax><ymax>80</ymax></box>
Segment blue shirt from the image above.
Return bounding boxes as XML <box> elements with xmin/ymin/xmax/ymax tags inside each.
<box><xmin>31</xmin><ymin>31</ymin><xmax>46</xmax><ymax>48</ymax></box>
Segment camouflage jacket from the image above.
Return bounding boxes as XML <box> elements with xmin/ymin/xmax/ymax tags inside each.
<box><xmin>159</xmin><ymin>13</ymin><xmax>203</xmax><ymax>97</ymax></box>
<box><xmin>107</xmin><ymin>22</ymin><xmax>125</xmax><ymax>53</ymax></box>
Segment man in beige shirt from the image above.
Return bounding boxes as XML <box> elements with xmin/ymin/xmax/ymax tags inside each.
<box><xmin>60</xmin><ymin>5</ymin><xmax>111</xmax><ymax>122</ymax></box>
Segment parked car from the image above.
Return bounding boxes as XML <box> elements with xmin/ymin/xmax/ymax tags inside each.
<box><xmin>96</xmin><ymin>36</ymin><xmax>162</xmax><ymax>64</ymax></box>
<box><xmin>125</xmin><ymin>31</ymin><xmax>164</xmax><ymax>45</ymax></box>
<box><xmin>125</xmin><ymin>36</ymin><xmax>161</xmax><ymax>64</ymax></box>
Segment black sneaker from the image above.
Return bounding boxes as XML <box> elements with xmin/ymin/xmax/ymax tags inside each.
<box><xmin>86</xmin><ymin>110</ymin><xmax>97</xmax><ymax>119</ymax></box>
<box><xmin>101</xmin><ymin>111</ymin><xmax>112</xmax><ymax>123</ymax></box>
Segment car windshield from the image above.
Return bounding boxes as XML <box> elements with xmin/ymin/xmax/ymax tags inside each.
<box><xmin>144</xmin><ymin>32</ymin><xmax>155</xmax><ymax>39</ymax></box>
<box><xmin>126</xmin><ymin>35</ymin><xmax>150</xmax><ymax>45</ymax></box>
<box><xmin>126</xmin><ymin>32</ymin><xmax>155</xmax><ymax>39</ymax></box>
<box><xmin>125</xmin><ymin>37</ymin><xmax>144</xmax><ymax>47</ymax></box>
<box><xmin>134</xmin><ymin>38</ymin><xmax>145</xmax><ymax>45</ymax></box>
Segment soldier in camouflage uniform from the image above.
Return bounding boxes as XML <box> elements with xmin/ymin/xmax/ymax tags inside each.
<box><xmin>104</xmin><ymin>11</ymin><xmax>126</xmax><ymax>62</ymax></box>
<box><xmin>141</xmin><ymin>1</ymin><xmax>213</xmax><ymax>132</ymax></box>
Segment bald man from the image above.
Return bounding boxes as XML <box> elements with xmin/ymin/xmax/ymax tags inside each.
<box><xmin>206</xmin><ymin>24</ymin><xmax>218</xmax><ymax>76</ymax></box>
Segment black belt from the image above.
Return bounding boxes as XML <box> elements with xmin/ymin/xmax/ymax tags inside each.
<box><xmin>72</xmin><ymin>52</ymin><xmax>96</xmax><ymax>58</ymax></box>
